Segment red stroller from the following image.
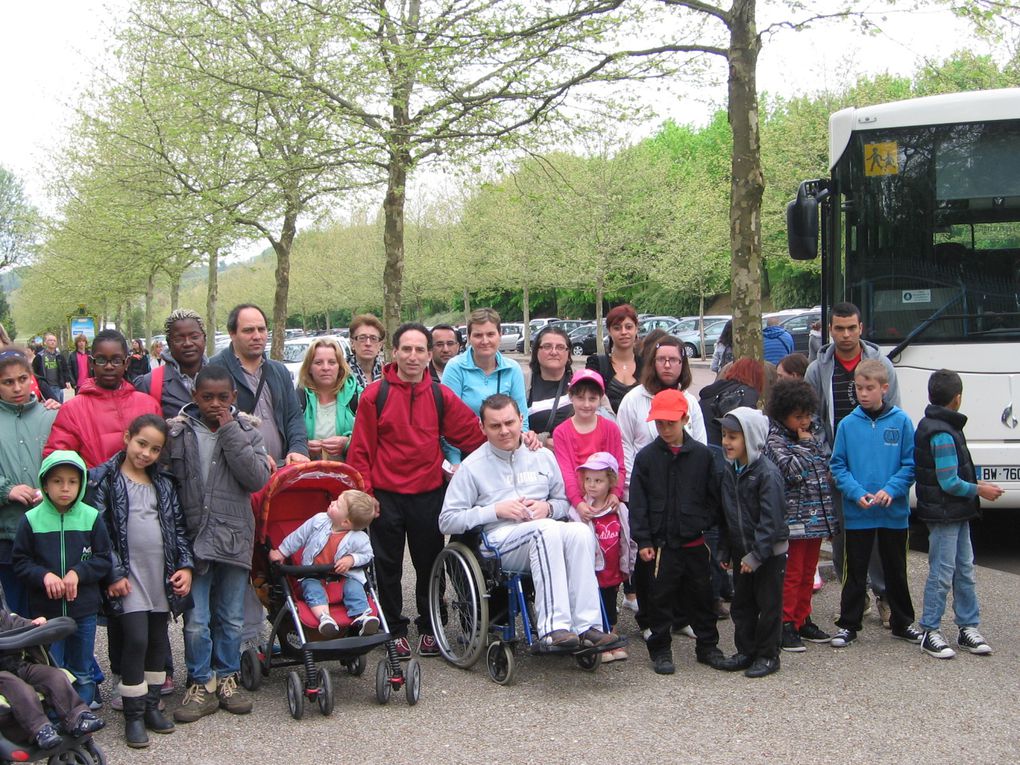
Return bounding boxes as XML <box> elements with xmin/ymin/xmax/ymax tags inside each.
<box><xmin>243</xmin><ymin>461</ymin><xmax>420</xmax><ymax>717</ymax></box>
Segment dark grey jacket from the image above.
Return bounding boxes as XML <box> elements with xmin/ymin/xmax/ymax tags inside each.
<box><xmin>164</xmin><ymin>407</ymin><xmax>270</xmax><ymax>572</ymax></box>
<box><xmin>208</xmin><ymin>347</ymin><xmax>308</xmax><ymax>460</ymax></box>
<box><xmin>134</xmin><ymin>351</ymin><xmax>208</xmax><ymax>419</ymax></box>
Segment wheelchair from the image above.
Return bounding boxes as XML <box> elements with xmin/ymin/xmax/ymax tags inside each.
<box><xmin>427</xmin><ymin>531</ymin><xmax>610</xmax><ymax>685</ymax></box>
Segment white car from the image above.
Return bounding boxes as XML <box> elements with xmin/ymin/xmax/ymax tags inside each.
<box><xmin>499</xmin><ymin>323</ymin><xmax>525</xmax><ymax>352</ymax></box>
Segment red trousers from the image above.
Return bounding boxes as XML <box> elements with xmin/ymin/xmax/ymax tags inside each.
<box><xmin>782</xmin><ymin>538</ymin><xmax>823</xmax><ymax>628</ymax></box>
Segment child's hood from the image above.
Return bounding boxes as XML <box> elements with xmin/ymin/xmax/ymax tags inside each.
<box><xmin>38</xmin><ymin>450</ymin><xmax>88</xmax><ymax>505</ymax></box>
<box><xmin>722</xmin><ymin>406</ymin><xmax>769</xmax><ymax>465</ymax></box>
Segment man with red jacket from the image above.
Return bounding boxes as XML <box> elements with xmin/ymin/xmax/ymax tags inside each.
<box><xmin>347</xmin><ymin>322</ymin><xmax>485</xmax><ymax>659</ymax></box>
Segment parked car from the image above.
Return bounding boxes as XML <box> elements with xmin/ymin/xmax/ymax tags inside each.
<box><xmin>515</xmin><ymin>319</ymin><xmax>590</xmax><ymax>353</ymax></box>
<box><xmin>568</xmin><ymin>324</ymin><xmax>602</xmax><ymax>357</ymax></box>
<box><xmin>528</xmin><ymin>317</ymin><xmax>560</xmax><ymax>334</ymax></box>
<box><xmin>499</xmin><ymin>323</ymin><xmax>525</xmax><ymax>352</ymax></box>
<box><xmin>676</xmin><ymin>319</ymin><xmax>727</xmax><ymax>359</ymax></box>
<box><xmin>772</xmin><ymin>309</ymin><xmax>821</xmax><ymax>354</ymax></box>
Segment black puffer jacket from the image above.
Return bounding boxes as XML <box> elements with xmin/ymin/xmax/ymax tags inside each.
<box><xmin>86</xmin><ymin>452</ymin><xmax>194</xmax><ymax>617</ymax></box>
<box><xmin>629</xmin><ymin>436</ymin><xmax>722</xmax><ymax>550</ymax></box>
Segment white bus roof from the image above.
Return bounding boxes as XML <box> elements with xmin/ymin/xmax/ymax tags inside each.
<box><xmin>829</xmin><ymin>87</ymin><xmax>1020</xmax><ymax>170</ymax></box>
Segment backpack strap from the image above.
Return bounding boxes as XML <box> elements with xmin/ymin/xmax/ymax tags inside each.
<box><xmin>375</xmin><ymin>378</ymin><xmax>444</xmax><ymax>434</ymax></box>
<box><xmin>149</xmin><ymin>364</ymin><xmax>165</xmax><ymax>407</ymax></box>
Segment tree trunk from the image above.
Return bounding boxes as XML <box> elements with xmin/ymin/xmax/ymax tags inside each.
<box><xmin>382</xmin><ymin>154</ymin><xmax>409</xmax><ymax>351</ymax></box>
<box><xmin>144</xmin><ymin>271</ymin><xmax>155</xmax><ymax>345</ymax></box>
<box><xmin>594</xmin><ymin>275</ymin><xmax>605</xmax><ymax>355</ymax></box>
<box><xmin>522</xmin><ymin>284</ymin><xmax>531</xmax><ymax>355</ymax></box>
<box><xmin>727</xmin><ymin>0</ymin><xmax>764</xmax><ymax>362</ymax></box>
<box><xmin>206</xmin><ymin>248</ymin><xmax>219</xmax><ymax>357</ymax></box>
<box><xmin>269</xmin><ymin>202</ymin><xmax>300</xmax><ymax>361</ymax></box>
<box><xmin>462</xmin><ymin>287</ymin><xmax>471</xmax><ymax>324</ymax></box>
<box><xmin>170</xmin><ymin>275</ymin><xmax>181</xmax><ymax>311</ymax></box>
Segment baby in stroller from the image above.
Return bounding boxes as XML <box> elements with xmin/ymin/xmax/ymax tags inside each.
<box><xmin>269</xmin><ymin>490</ymin><xmax>380</xmax><ymax>639</ymax></box>
<box><xmin>0</xmin><ymin>603</ymin><xmax>104</xmax><ymax>754</ymax></box>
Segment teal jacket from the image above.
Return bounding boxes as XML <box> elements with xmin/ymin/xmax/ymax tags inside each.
<box><xmin>12</xmin><ymin>450</ymin><xmax>112</xmax><ymax>619</ymax></box>
<box><xmin>0</xmin><ymin>396</ymin><xmax>57</xmax><ymax>543</ymax></box>
<box><xmin>299</xmin><ymin>375</ymin><xmax>361</xmax><ymax>449</ymax></box>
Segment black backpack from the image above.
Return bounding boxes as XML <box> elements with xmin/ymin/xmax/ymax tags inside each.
<box><xmin>375</xmin><ymin>378</ymin><xmax>445</xmax><ymax>425</ymax></box>
<box><xmin>709</xmin><ymin>381</ymin><xmax>751</xmax><ymax>420</ymax></box>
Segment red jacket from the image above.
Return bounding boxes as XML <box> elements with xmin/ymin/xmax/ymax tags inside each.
<box><xmin>347</xmin><ymin>364</ymin><xmax>485</xmax><ymax>495</ymax></box>
<box><xmin>44</xmin><ymin>379</ymin><xmax>161</xmax><ymax>468</ymax></box>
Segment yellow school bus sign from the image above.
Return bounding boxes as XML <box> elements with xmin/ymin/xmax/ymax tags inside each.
<box><xmin>864</xmin><ymin>141</ymin><xmax>899</xmax><ymax>176</ymax></box>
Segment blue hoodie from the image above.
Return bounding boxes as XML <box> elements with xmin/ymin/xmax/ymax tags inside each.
<box><xmin>829</xmin><ymin>404</ymin><xmax>915</xmax><ymax>530</ymax></box>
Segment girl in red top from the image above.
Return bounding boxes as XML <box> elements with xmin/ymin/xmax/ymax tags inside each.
<box><xmin>568</xmin><ymin>452</ymin><xmax>636</xmax><ymax>662</ymax></box>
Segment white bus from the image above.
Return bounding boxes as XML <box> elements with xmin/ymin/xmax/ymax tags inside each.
<box><xmin>787</xmin><ymin>88</ymin><xmax>1020</xmax><ymax>508</ymax></box>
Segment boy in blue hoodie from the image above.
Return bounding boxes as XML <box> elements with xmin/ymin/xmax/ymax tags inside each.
<box><xmin>829</xmin><ymin>359</ymin><xmax>920</xmax><ymax>648</ymax></box>
<box><xmin>11</xmin><ymin>450</ymin><xmax>112</xmax><ymax>705</ymax></box>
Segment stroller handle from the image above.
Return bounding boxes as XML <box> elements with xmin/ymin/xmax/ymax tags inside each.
<box><xmin>0</xmin><ymin>616</ymin><xmax>77</xmax><ymax>652</ymax></box>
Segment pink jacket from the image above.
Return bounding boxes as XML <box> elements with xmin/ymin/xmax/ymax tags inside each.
<box><xmin>552</xmin><ymin>416</ymin><xmax>626</xmax><ymax>509</ymax></box>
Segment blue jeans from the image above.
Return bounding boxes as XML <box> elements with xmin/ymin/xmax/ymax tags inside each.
<box><xmin>184</xmin><ymin>562</ymin><xmax>248</xmax><ymax>684</ymax></box>
<box><xmin>48</xmin><ymin>614</ymin><xmax>97</xmax><ymax>705</ymax></box>
<box><xmin>300</xmin><ymin>576</ymin><xmax>368</xmax><ymax>617</ymax></box>
<box><xmin>920</xmin><ymin>521</ymin><xmax>980</xmax><ymax>631</ymax></box>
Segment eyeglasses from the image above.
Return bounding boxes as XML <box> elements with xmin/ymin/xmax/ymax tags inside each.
<box><xmin>94</xmin><ymin>356</ymin><xmax>126</xmax><ymax>367</ymax></box>
<box><xmin>353</xmin><ymin>334</ymin><xmax>382</xmax><ymax>343</ymax></box>
<box><xmin>538</xmin><ymin>344</ymin><xmax>568</xmax><ymax>352</ymax></box>
<box><xmin>655</xmin><ymin>356</ymin><xmax>682</xmax><ymax>367</ymax></box>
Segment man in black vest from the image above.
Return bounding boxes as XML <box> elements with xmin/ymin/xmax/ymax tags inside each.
<box><xmin>913</xmin><ymin>369</ymin><xmax>1001</xmax><ymax>659</ymax></box>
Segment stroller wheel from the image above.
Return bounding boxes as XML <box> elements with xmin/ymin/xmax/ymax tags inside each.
<box><xmin>317</xmin><ymin>668</ymin><xmax>334</xmax><ymax>716</ymax></box>
<box><xmin>486</xmin><ymin>641</ymin><xmax>515</xmax><ymax>685</ymax></box>
<box><xmin>405</xmin><ymin>658</ymin><xmax>422</xmax><ymax>706</ymax></box>
<box><xmin>374</xmin><ymin>659</ymin><xmax>391</xmax><ymax>705</ymax></box>
<box><xmin>286</xmin><ymin>671</ymin><xmax>304</xmax><ymax>720</ymax></box>
<box><xmin>346</xmin><ymin>654</ymin><xmax>366</xmax><ymax>677</ymax></box>
<box><xmin>47</xmin><ymin>745</ymin><xmax>98</xmax><ymax>765</ymax></box>
<box><xmin>240</xmin><ymin>646</ymin><xmax>263</xmax><ymax>691</ymax></box>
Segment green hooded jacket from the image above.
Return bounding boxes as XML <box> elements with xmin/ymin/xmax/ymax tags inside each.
<box><xmin>11</xmin><ymin>450</ymin><xmax>112</xmax><ymax>619</ymax></box>
<box><xmin>0</xmin><ymin>395</ymin><xmax>57</xmax><ymax>543</ymax></box>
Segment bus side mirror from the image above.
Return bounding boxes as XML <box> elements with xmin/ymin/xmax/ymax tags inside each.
<box><xmin>787</xmin><ymin>181</ymin><xmax>822</xmax><ymax>261</ymax></box>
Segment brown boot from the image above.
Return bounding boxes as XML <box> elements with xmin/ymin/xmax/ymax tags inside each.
<box><xmin>216</xmin><ymin>674</ymin><xmax>253</xmax><ymax>715</ymax></box>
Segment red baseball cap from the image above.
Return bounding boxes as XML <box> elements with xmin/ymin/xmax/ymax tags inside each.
<box><xmin>646</xmin><ymin>389</ymin><xmax>689</xmax><ymax>422</ymax></box>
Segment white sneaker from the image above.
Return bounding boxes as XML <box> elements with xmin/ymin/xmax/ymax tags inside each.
<box><xmin>672</xmin><ymin>624</ymin><xmax>696</xmax><ymax>639</ymax></box>
<box><xmin>351</xmin><ymin>611</ymin><xmax>380</xmax><ymax>636</ymax></box>
<box><xmin>318</xmin><ymin>614</ymin><xmax>340</xmax><ymax>638</ymax></box>
<box><xmin>621</xmin><ymin>597</ymin><xmax>639</xmax><ymax>613</ymax></box>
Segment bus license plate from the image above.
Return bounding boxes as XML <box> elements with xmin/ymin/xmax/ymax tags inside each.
<box><xmin>978</xmin><ymin>466</ymin><xmax>1020</xmax><ymax>481</ymax></box>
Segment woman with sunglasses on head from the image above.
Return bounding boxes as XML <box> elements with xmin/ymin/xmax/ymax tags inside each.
<box><xmin>527</xmin><ymin>326</ymin><xmax>574</xmax><ymax>449</ymax></box>
<box><xmin>44</xmin><ymin>330</ymin><xmax>161</xmax><ymax>469</ymax></box>
<box><xmin>586</xmin><ymin>304</ymin><xmax>643</xmax><ymax>415</ymax></box>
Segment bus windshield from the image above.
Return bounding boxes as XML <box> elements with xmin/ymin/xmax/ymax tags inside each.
<box><xmin>834</xmin><ymin>119</ymin><xmax>1020</xmax><ymax>344</ymax></box>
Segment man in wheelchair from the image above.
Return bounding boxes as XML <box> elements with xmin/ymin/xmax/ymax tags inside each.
<box><xmin>439</xmin><ymin>394</ymin><xmax>621</xmax><ymax>651</ymax></box>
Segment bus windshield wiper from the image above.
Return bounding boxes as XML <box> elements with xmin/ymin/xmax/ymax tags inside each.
<box><xmin>886</xmin><ymin>291</ymin><xmax>965</xmax><ymax>361</ymax></box>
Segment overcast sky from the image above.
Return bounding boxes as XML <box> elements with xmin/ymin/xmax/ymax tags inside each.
<box><xmin>0</xmin><ymin>1</ymin><xmax>998</xmax><ymax>212</ymax></box>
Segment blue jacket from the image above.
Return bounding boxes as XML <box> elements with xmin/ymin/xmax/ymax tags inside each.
<box><xmin>762</xmin><ymin>325</ymin><xmax>794</xmax><ymax>365</ymax></box>
<box><xmin>829</xmin><ymin>404</ymin><xmax>915</xmax><ymax>530</ymax></box>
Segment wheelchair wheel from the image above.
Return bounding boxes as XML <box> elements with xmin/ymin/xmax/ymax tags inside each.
<box><xmin>486</xmin><ymin>641</ymin><xmax>515</xmax><ymax>685</ymax></box>
<box><xmin>429</xmin><ymin>542</ymin><xmax>488</xmax><ymax>668</ymax></box>
<box><xmin>317</xmin><ymin>668</ymin><xmax>334</xmax><ymax>716</ymax></box>
<box><xmin>286</xmin><ymin>670</ymin><xmax>304</xmax><ymax>719</ymax></box>
<box><xmin>405</xmin><ymin>657</ymin><xmax>422</xmax><ymax>706</ymax></box>
<box><xmin>346</xmin><ymin>654</ymin><xmax>366</xmax><ymax>676</ymax></box>
<box><xmin>375</xmin><ymin>659</ymin><xmax>392</xmax><ymax>705</ymax></box>
<box><xmin>240</xmin><ymin>646</ymin><xmax>262</xmax><ymax>691</ymax></box>
<box><xmin>576</xmin><ymin>650</ymin><xmax>601</xmax><ymax>672</ymax></box>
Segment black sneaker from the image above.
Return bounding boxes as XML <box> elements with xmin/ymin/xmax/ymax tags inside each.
<box><xmin>830</xmin><ymin>628</ymin><xmax>856</xmax><ymax>648</ymax></box>
<box><xmin>35</xmin><ymin>724</ymin><xmax>61</xmax><ymax>750</ymax></box>
<box><xmin>798</xmin><ymin>619</ymin><xmax>831</xmax><ymax>643</ymax></box>
<box><xmin>69</xmin><ymin>711</ymin><xmax>105</xmax><ymax>737</ymax></box>
<box><xmin>920</xmin><ymin>630</ymin><xmax>955</xmax><ymax>659</ymax></box>
<box><xmin>957</xmin><ymin>627</ymin><xmax>992</xmax><ymax>655</ymax></box>
<box><xmin>652</xmin><ymin>654</ymin><xmax>675</xmax><ymax>675</ymax></box>
<box><xmin>695</xmin><ymin>648</ymin><xmax>728</xmax><ymax>671</ymax></box>
<box><xmin>891</xmin><ymin>625</ymin><xmax>923</xmax><ymax>644</ymax></box>
<box><xmin>781</xmin><ymin>622</ymin><xmax>806</xmax><ymax>653</ymax></box>
<box><xmin>744</xmin><ymin>656</ymin><xmax>780</xmax><ymax>678</ymax></box>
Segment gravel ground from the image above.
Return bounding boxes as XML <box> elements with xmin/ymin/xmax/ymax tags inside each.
<box><xmin>87</xmin><ymin>551</ymin><xmax>1020</xmax><ymax>765</ymax></box>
